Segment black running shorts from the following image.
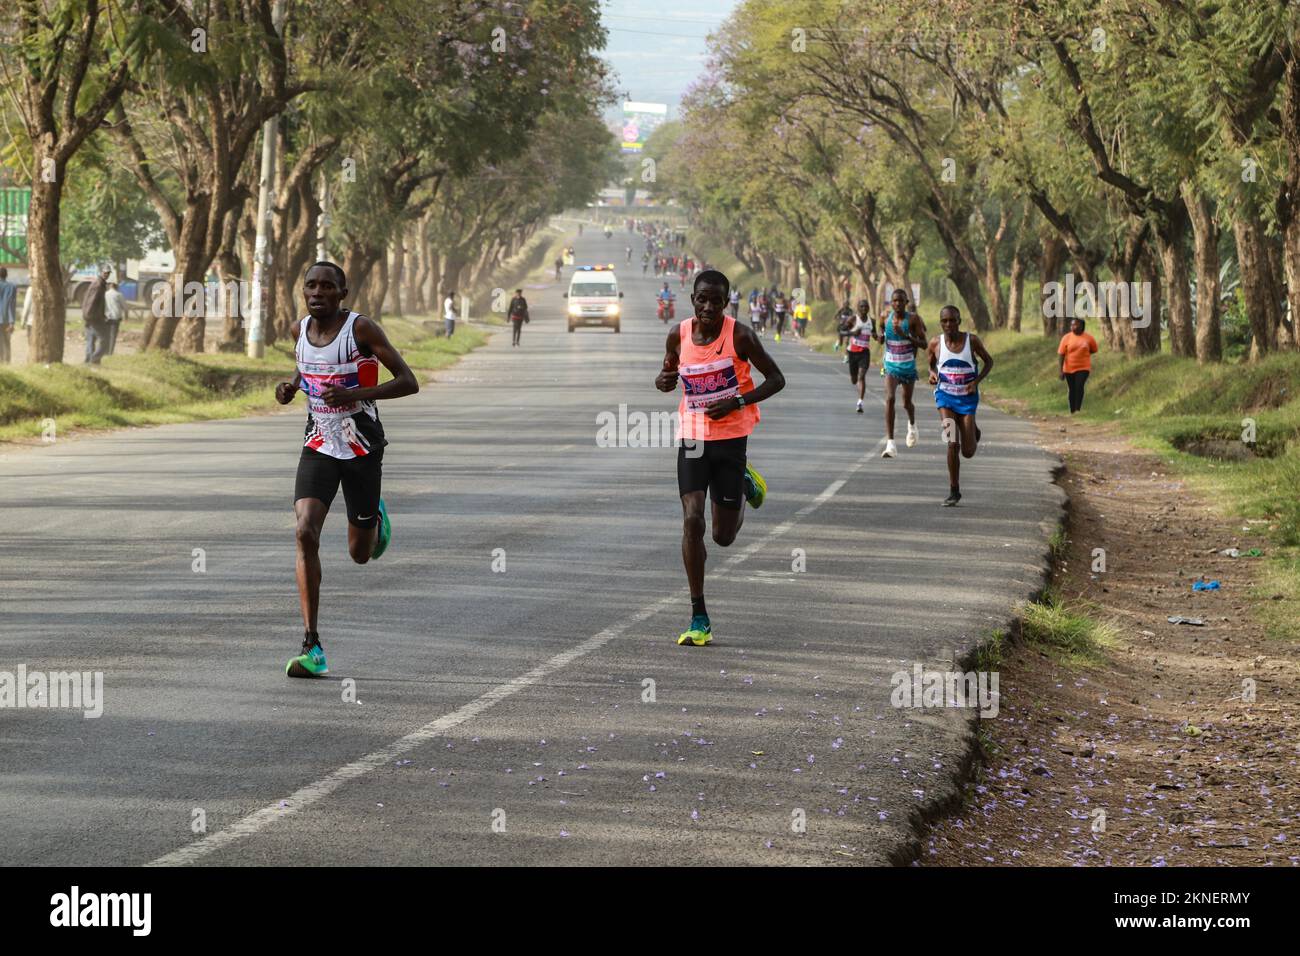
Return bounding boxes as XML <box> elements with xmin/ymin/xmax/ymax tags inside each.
<box><xmin>294</xmin><ymin>447</ymin><xmax>384</xmax><ymax>528</ymax></box>
<box><xmin>848</xmin><ymin>349</ymin><xmax>871</xmax><ymax>383</ymax></box>
<box><xmin>677</xmin><ymin>435</ymin><xmax>748</xmax><ymax>509</ymax></box>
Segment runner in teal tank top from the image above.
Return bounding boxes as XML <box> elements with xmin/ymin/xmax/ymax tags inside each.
<box><xmin>876</xmin><ymin>288</ymin><xmax>927</xmax><ymax>458</ymax></box>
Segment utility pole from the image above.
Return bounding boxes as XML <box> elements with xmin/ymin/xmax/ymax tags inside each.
<box><xmin>316</xmin><ymin>169</ymin><xmax>329</xmax><ymax>261</ymax></box>
<box><xmin>246</xmin><ymin>0</ymin><xmax>287</xmax><ymax>358</ymax></box>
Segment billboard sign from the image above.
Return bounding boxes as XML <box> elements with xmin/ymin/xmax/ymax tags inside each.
<box><xmin>0</xmin><ymin>187</ymin><xmax>30</xmax><ymax>266</ymax></box>
<box><xmin>621</xmin><ymin>101</ymin><xmax>668</xmax><ymax>154</ymax></box>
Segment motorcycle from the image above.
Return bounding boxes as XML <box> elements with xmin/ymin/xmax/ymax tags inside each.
<box><xmin>657</xmin><ymin>298</ymin><xmax>676</xmax><ymax>322</ymax></box>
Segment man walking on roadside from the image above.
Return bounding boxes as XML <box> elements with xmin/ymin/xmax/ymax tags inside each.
<box><xmin>81</xmin><ymin>267</ymin><xmax>111</xmax><ymax>365</ymax></box>
<box><xmin>508</xmin><ymin>288</ymin><xmax>529</xmax><ymax>346</ymax></box>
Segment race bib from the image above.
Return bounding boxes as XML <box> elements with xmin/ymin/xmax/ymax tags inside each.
<box><xmin>680</xmin><ymin>356</ymin><xmax>740</xmax><ymax>411</ymax></box>
<box><xmin>886</xmin><ymin>341</ymin><xmax>915</xmax><ymax>364</ymax></box>
<box><xmin>300</xmin><ymin>357</ymin><xmax>378</xmax><ymax>416</ymax></box>
<box><xmin>939</xmin><ymin>366</ymin><xmax>976</xmax><ymax>396</ymax></box>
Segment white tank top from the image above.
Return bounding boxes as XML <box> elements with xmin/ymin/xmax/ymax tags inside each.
<box><xmin>295</xmin><ymin>311</ymin><xmax>384</xmax><ymax>459</ymax></box>
<box><xmin>936</xmin><ymin>332</ymin><xmax>978</xmax><ymax>396</ymax></box>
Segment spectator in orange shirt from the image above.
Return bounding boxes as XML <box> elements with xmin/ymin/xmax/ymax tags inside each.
<box><xmin>1057</xmin><ymin>317</ymin><xmax>1099</xmax><ymax>413</ymax></box>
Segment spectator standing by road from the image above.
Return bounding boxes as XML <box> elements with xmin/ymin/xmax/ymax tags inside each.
<box><xmin>0</xmin><ymin>268</ymin><xmax>16</xmax><ymax>363</ymax></box>
<box><xmin>443</xmin><ymin>289</ymin><xmax>457</xmax><ymax>338</ymax></box>
<box><xmin>104</xmin><ymin>281</ymin><xmax>128</xmax><ymax>355</ymax></box>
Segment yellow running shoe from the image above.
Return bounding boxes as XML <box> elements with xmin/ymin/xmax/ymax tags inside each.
<box><xmin>677</xmin><ymin>615</ymin><xmax>713</xmax><ymax>646</ymax></box>
<box><xmin>743</xmin><ymin>462</ymin><xmax>767</xmax><ymax>508</ymax></box>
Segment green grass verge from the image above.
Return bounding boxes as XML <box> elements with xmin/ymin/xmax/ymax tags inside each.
<box><xmin>0</xmin><ymin>314</ymin><xmax>487</xmax><ymax>443</ymax></box>
<box><xmin>1019</xmin><ymin>591</ymin><xmax>1117</xmax><ymax>666</ymax></box>
<box><xmin>976</xmin><ymin>327</ymin><xmax>1300</xmax><ymax>641</ymax></box>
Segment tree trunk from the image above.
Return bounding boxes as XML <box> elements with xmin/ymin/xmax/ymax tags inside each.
<box><xmin>215</xmin><ymin>247</ymin><xmax>244</xmax><ymax>353</ymax></box>
<box><xmin>1284</xmin><ymin>216</ymin><xmax>1300</xmax><ymax>353</ymax></box>
<box><xmin>1233</xmin><ymin>213</ymin><xmax>1283</xmax><ymax>358</ymax></box>
<box><xmin>1008</xmin><ymin>248</ymin><xmax>1025</xmax><ymax>332</ymax></box>
<box><xmin>1107</xmin><ymin>219</ymin><xmax>1149</xmax><ymax>356</ymax></box>
<box><xmin>372</xmin><ymin>254</ymin><xmax>389</xmax><ymax>323</ymax></box>
<box><xmin>922</xmin><ymin>194</ymin><xmax>991</xmax><ymax>330</ymax></box>
<box><xmin>1279</xmin><ymin>49</ymin><xmax>1300</xmax><ymax>353</ymax></box>
<box><xmin>388</xmin><ymin>239</ymin><xmax>405</xmax><ymax>316</ymax></box>
<box><xmin>1136</xmin><ymin>248</ymin><xmax>1162</xmax><ymax>355</ymax></box>
<box><xmin>982</xmin><ymin>208</ymin><xmax>1009</xmax><ymax>329</ymax></box>
<box><xmin>216</xmin><ymin>206</ymin><xmax>246</xmax><ymax>352</ymax></box>
<box><xmin>1182</xmin><ymin>184</ymin><xmax>1221</xmax><ymax>363</ymax></box>
<box><xmin>1040</xmin><ymin>233</ymin><xmax>1067</xmax><ymax>335</ymax></box>
<box><xmin>1265</xmin><ymin>232</ymin><xmax>1293</xmax><ymax>349</ymax></box>
<box><xmin>406</xmin><ymin>221</ymin><xmax>425</xmax><ymax>313</ymax></box>
<box><xmin>26</xmin><ymin>174</ymin><xmax>68</xmax><ymax>364</ymax></box>
<box><xmin>149</xmin><ymin>214</ymin><xmax>211</xmax><ymax>352</ymax></box>
<box><xmin>1156</xmin><ymin>205</ymin><xmax>1194</xmax><ymax>357</ymax></box>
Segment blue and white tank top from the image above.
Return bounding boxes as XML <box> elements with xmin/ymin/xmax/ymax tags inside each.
<box><xmin>936</xmin><ymin>332</ymin><xmax>979</xmax><ymax>396</ymax></box>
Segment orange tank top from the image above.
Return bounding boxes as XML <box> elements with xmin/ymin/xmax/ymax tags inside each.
<box><xmin>677</xmin><ymin>315</ymin><xmax>760</xmax><ymax>441</ymax></box>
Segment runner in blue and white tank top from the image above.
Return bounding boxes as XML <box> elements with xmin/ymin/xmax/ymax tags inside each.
<box><xmin>926</xmin><ymin>305</ymin><xmax>994</xmax><ymax>506</ymax></box>
<box><xmin>274</xmin><ymin>261</ymin><xmax>420</xmax><ymax>678</ymax></box>
<box><xmin>877</xmin><ymin>288</ymin><xmax>927</xmax><ymax>458</ymax></box>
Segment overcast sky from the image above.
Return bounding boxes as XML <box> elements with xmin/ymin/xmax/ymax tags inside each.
<box><xmin>599</xmin><ymin>0</ymin><xmax>736</xmax><ymax>118</ymax></box>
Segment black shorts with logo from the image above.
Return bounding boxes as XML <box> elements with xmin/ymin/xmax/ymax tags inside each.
<box><xmin>294</xmin><ymin>447</ymin><xmax>384</xmax><ymax>528</ymax></box>
<box><xmin>677</xmin><ymin>435</ymin><xmax>747</xmax><ymax>509</ymax></box>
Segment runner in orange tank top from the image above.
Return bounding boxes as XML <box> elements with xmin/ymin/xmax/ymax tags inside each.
<box><xmin>655</xmin><ymin>269</ymin><xmax>786</xmax><ymax>646</ymax></box>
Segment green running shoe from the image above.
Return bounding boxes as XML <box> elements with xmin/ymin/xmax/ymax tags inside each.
<box><xmin>286</xmin><ymin>641</ymin><xmax>328</xmax><ymax>678</ymax></box>
<box><xmin>743</xmin><ymin>462</ymin><xmax>767</xmax><ymax>509</ymax></box>
<box><xmin>371</xmin><ymin>498</ymin><xmax>391</xmax><ymax>559</ymax></box>
<box><xmin>677</xmin><ymin>614</ymin><xmax>713</xmax><ymax>646</ymax></box>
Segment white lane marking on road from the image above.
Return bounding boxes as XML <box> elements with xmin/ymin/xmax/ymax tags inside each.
<box><xmin>149</xmin><ymin>437</ymin><xmax>880</xmax><ymax>867</ymax></box>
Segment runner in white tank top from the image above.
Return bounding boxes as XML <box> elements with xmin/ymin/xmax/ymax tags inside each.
<box><xmin>274</xmin><ymin>261</ymin><xmax>420</xmax><ymax>678</ymax></box>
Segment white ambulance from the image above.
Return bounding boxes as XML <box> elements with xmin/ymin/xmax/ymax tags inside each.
<box><xmin>565</xmin><ymin>264</ymin><xmax>623</xmax><ymax>333</ymax></box>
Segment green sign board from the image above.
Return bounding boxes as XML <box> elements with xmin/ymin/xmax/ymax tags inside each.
<box><xmin>0</xmin><ymin>187</ymin><xmax>30</xmax><ymax>266</ymax></box>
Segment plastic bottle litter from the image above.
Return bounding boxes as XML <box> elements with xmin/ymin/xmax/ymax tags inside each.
<box><xmin>1167</xmin><ymin>616</ymin><xmax>1205</xmax><ymax>626</ymax></box>
<box><xmin>1192</xmin><ymin>580</ymin><xmax>1221</xmax><ymax>591</ymax></box>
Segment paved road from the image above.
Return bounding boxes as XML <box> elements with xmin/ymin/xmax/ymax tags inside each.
<box><xmin>0</xmin><ymin>227</ymin><xmax>1063</xmax><ymax>865</ymax></box>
